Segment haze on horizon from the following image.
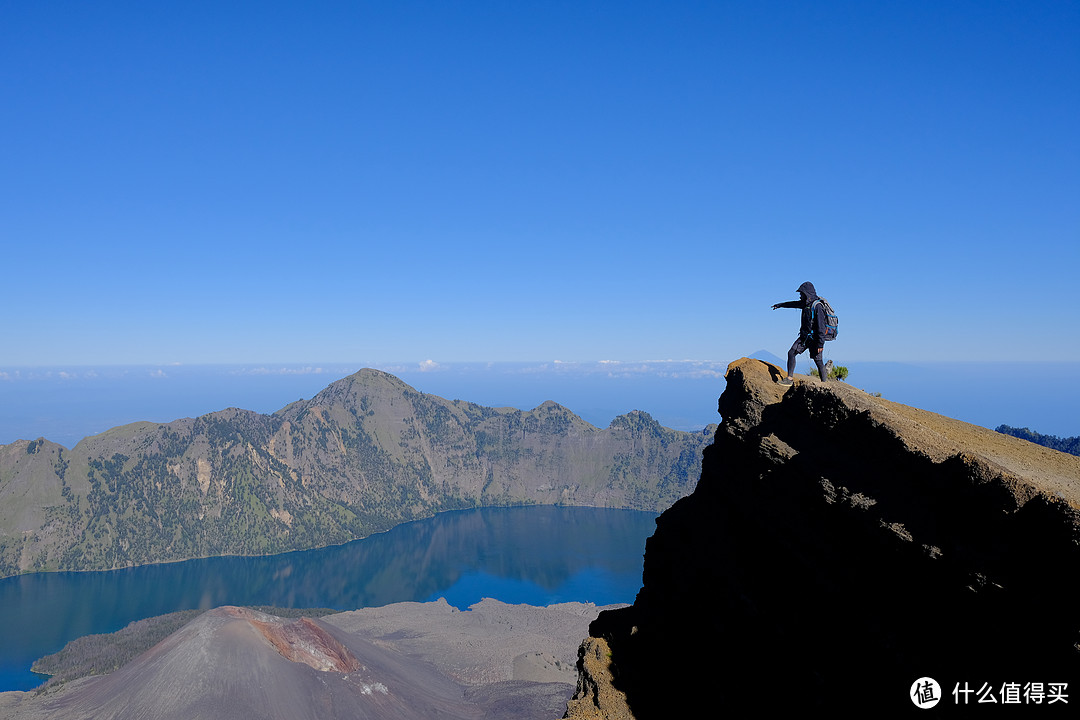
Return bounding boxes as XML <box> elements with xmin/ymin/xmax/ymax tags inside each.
<box><xmin>2</xmin><ymin>358</ymin><xmax>1078</xmax><ymax>450</ymax></box>
<box><xmin>1</xmin><ymin>2</ymin><xmax>1076</xmax><ymax>368</ymax></box>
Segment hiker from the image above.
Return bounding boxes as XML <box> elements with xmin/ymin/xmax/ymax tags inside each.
<box><xmin>772</xmin><ymin>281</ymin><xmax>831</xmax><ymax>386</ymax></box>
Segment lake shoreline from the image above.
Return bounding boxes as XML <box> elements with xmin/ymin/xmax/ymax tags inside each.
<box><xmin>0</xmin><ymin>506</ymin><xmax>658</xmax><ymax>693</ymax></box>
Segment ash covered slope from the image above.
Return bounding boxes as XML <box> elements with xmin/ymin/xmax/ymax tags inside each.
<box><xmin>2</xmin><ymin>601</ymin><xmax>609</xmax><ymax>720</ymax></box>
<box><xmin>571</xmin><ymin>358</ymin><xmax>1080</xmax><ymax>717</ymax></box>
<box><xmin>2</xmin><ymin>606</ymin><xmax>469</xmax><ymax>720</ymax></box>
<box><xmin>0</xmin><ymin>368</ymin><xmax>712</xmax><ymax>577</ymax></box>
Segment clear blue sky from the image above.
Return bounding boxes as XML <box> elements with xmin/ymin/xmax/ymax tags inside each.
<box><xmin>2</xmin><ymin>1</ymin><xmax>1077</xmax><ymax>365</ymax></box>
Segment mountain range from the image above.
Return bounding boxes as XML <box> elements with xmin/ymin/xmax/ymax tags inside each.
<box><xmin>0</xmin><ymin>368</ymin><xmax>714</xmax><ymax>578</ymax></box>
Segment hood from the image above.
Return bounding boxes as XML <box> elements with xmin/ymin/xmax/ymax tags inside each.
<box><xmin>797</xmin><ymin>281</ymin><xmax>819</xmax><ymax>304</ymax></box>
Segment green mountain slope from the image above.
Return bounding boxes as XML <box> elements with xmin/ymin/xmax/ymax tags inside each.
<box><xmin>995</xmin><ymin>424</ymin><xmax>1080</xmax><ymax>456</ymax></box>
<box><xmin>0</xmin><ymin>369</ymin><xmax>714</xmax><ymax>577</ymax></box>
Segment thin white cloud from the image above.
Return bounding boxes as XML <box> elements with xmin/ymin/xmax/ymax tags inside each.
<box><xmin>233</xmin><ymin>366</ymin><xmax>328</xmax><ymax>376</ymax></box>
<box><xmin>516</xmin><ymin>364</ymin><xmax>551</xmax><ymax>374</ymax></box>
<box><xmin>376</xmin><ymin>364</ymin><xmax>410</xmax><ymax>374</ymax></box>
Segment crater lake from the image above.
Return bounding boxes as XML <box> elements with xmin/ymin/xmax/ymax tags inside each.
<box><xmin>0</xmin><ymin>505</ymin><xmax>657</xmax><ymax>692</ymax></box>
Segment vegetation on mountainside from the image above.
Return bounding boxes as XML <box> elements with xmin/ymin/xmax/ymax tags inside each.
<box><xmin>810</xmin><ymin>365</ymin><xmax>850</xmax><ymax>381</ymax></box>
<box><xmin>0</xmin><ymin>369</ymin><xmax>714</xmax><ymax>577</ymax></box>
<box><xmin>995</xmin><ymin>425</ymin><xmax>1080</xmax><ymax>456</ymax></box>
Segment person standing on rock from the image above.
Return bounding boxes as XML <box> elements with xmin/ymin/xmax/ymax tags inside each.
<box><xmin>772</xmin><ymin>281</ymin><xmax>831</xmax><ymax>386</ymax></box>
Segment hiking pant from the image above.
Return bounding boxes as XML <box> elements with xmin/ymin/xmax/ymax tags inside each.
<box><xmin>788</xmin><ymin>336</ymin><xmax>827</xmax><ymax>379</ymax></box>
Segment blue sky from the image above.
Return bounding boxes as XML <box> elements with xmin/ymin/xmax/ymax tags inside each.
<box><xmin>2</xmin><ymin>1</ymin><xmax>1077</xmax><ymax>365</ymax></box>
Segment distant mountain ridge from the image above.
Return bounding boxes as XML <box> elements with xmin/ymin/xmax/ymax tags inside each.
<box><xmin>996</xmin><ymin>424</ymin><xmax>1079</xmax><ymax>456</ymax></box>
<box><xmin>0</xmin><ymin>369</ymin><xmax>714</xmax><ymax>578</ymax></box>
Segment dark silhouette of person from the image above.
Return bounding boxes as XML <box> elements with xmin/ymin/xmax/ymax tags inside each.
<box><xmin>772</xmin><ymin>281</ymin><xmax>829</xmax><ymax>385</ymax></box>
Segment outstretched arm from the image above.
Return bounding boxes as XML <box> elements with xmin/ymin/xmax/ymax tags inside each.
<box><xmin>772</xmin><ymin>300</ymin><xmax>801</xmax><ymax>310</ymax></box>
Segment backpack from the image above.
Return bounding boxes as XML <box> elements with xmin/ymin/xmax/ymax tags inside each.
<box><xmin>811</xmin><ymin>298</ymin><xmax>839</xmax><ymax>341</ymax></box>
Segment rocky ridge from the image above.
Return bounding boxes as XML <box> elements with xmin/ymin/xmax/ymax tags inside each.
<box><xmin>0</xmin><ymin>368</ymin><xmax>713</xmax><ymax>577</ymax></box>
<box><xmin>568</xmin><ymin>358</ymin><xmax>1080</xmax><ymax>716</ymax></box>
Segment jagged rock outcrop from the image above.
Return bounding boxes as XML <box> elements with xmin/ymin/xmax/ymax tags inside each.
<box><xmin>572</xmin><ymin>358</ymin><xmax>1080</xmax><ymax>716</ymax></box>
<box><xmin>0</xmin><ymin>368</ymin><xmax>713</xmax><ymax>577</ymax></box>
<box><xmin>563</xmin><ymin>638</ymin><xmax>632</xmax><ymax>720</ymax></box>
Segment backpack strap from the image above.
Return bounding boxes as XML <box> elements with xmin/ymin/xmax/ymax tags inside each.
<box><xmin>807</xmin><ymin>300</ymin><xmax>824</xmax><ymax>341</ymax></box>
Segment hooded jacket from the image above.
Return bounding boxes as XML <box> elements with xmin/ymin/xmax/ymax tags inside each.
<box><xmin>774</xmin><ymin>281</ymin><xmax>829</xmax><ymax>344</ymax></box>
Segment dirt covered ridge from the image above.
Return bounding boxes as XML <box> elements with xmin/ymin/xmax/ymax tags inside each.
<box><xmin>761</xmin><ymin>358</ymin><xmax>1080</xmax><ymax>508</ymax></box>
<box><xmin>568</xmin><ymin>357</ymin><xmax>1080</xmax><ymax>718</ymax></box>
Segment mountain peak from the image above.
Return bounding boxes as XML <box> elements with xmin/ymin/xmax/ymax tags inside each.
<box><xmin>570</xmin><ymin>357</ymin><xmax>1080</xmax><ymax>716</ymax></box>
<box><xmin>723</xmin><ymin>357</ymin><xmax>1080</xmax><ymax>505</ymax></box>
<box><xmin>0</xmin><ymin>368</ymin><xmax>712</xmax><ymax>577</ymax></box>
<box><xmin>14</xmin><ymin>601</ymin><xmax>611</xmax><ymax>720</ymax></box>
<box><xmin>215</xmin><ymin>606</ymin><xmax>361</xmax><ymax>673</ymax></box>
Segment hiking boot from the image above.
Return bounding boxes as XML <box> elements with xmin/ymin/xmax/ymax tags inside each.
<box><xmin>778</xmin><ymin>377</ymin><xmax>793</xmax><ymax>387</ymax></box>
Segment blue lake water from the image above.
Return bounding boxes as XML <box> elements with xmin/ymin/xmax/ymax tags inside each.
<box><xmin>0</xmin><ymin>506</ymin><xmax>657</xmax><ymax>693</ymax></box>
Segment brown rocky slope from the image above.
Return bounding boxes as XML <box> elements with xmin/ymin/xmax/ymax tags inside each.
<box><xmin>569</xmin><ymin>358</ymin><xmax>1080</xmax><ymax>716</ymax></box>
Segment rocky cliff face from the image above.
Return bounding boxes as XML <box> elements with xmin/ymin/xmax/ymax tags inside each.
<box><xmin>571</xmin><ymin>358</ymin><xmax>1080</xmax><ymax>716</ymax></box>
<box><xmin>0</xmin><ymin>369</ymin><xmax>713</xmax><ymax>577</ymax></box>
